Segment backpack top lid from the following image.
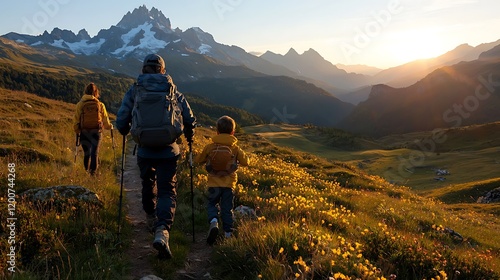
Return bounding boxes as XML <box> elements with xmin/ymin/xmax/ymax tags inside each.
<box><xmin>137</xmin><ymin>73</ymin><xmax>173</xmax><ymax>92</ymax></box>
<box><xmin>205</xmin><ymin>144</ymin><xmax>238</xmax><ymax>176</ymax></box>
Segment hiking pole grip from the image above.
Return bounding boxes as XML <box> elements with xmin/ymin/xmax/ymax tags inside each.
<box><xmin>117</xmin><ymin>135</ymin><xmax>126</xmax><ymax>240</ymax></box>
<box><xmin>76</xmin><ymin>133</ymin><xmax>80</xmax><ymax>146</ymax></box>
<box><xmin>74</xmin><ymin>133</ymin><xmax>80</xmax><ymax>163</ymax></box>
<box><xmin>189</xmin><ymin>141</ymin><xmax>195</xmax><ymax>242</ymax></box>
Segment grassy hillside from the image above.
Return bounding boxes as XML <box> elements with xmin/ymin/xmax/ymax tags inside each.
<box><xmin>0</xmin><ymin>89</ymin><xmax>128</xmax><ymax>278</ymax></box>
<box><xmin>0</xmin><ymin>63</ymin><xmax>134</xmax><ymax>112</ymax></box>
<box><xmin>196</xmin><ymin>129</ymin><xmax>500</xmax><ymax>279</ymax></box>
<box><xmin>1</xmin><ymin>89</ymin><xmax>499</xmax><ymax>279</ymax></box>
<box><xmin>247</xmin><ymin>124</ymin><xmax>500</xmax><ymax>213</ymax></box>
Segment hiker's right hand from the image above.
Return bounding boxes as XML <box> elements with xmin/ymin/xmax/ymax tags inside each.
<box><xmin>118</xmin><ymin>126</ymin><xmax>130</xmax><ymax>136</ymax></box>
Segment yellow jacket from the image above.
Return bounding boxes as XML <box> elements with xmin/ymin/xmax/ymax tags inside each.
<box><xmin>195</xmin><ymin>133</ymin><xmax>249</xmax><ymax>188</ymax></box>
<box><xmin>73</xmin><ymin>95</ymin><xmax>113</xmax><ymax>133</ymax></box>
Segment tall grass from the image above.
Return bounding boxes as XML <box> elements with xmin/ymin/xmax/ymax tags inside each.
<box><xmin>200</xmin><ymin>133</ymin><xmax>500</xmax><ymax>280</ymax></box>
<box><xmin>0</xmin><ymin>89</ymin><xmax>127</xmax><ymax>279</ymax></box>
<box><xmin>2</xmin><ymin>90</ymin><xmax>499</xmax><ymax>279</ymax></box>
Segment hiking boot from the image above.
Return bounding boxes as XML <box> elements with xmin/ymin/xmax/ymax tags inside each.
<box><xmin>146</xmin><ymin>213</ymin><xmax>156</xmax><ymax>233</ymax></box>
<box><xmin>153</xmin><ymin>225</ymin><xmax>172</xmax><ymax>259</ymax></box>
<box><xmin>224</xmin><ymin>232</ymin><xmax>232</xmax><ymax>238</ymax></box>
<box><xmin>207</xmin><ymin>221</ymin><xmax>219</xmax><ymax>245</ymax></box>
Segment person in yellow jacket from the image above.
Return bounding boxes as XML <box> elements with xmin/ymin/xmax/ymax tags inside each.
<box><xmin>73</xmin><ymin>83</ymin><xmax>113</xmax><ymax>175</ymax></box>
<box><xmin>195</xmin><ymin>115</ymin><xmax>249</xmax><ymax>245</ymax></box>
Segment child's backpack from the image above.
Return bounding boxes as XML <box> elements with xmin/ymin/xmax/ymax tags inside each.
<box><xmin>130</xmin><ymin>83</ymin><xmax>183</xmax><ymax>148</ymax></box>
<box><xmin>80</xmin><ymin>100</ymin><xmax>102</xmax><ymax>130</ymax></box>
<box><xmin>205</xmin><ymin>144</ymin><xmax>238</xmax><ymax>176</ymax></box>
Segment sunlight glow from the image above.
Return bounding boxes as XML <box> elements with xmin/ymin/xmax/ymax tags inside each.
<box><xmin>386</xmin><ymin>29</ymin><xmax>447</xmax><ymax>63</ymax></box>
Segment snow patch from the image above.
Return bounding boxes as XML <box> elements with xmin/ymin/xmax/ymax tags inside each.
<box><xmin>112</xmin><ymin>22</ymin><xmax>169</xmax><ymax>56</ymax></box>
<box><xmin>50</xmin><ymin>39</ymin><xmax>67</xmax><ymax>49</ymax></box>
<box><xmin>66</xmin><ymin>39</ymin><xmax>106</xmax><ymax>55</ymax></box>
<box><xmin>198</xmin><ymin>43</ymin><xmax>212</xmax><ymax>54</ymax></box>
<box><xmin>46</xmin><ymin>38</ymin><xmax>106</xmax><ymax>55</ymax></box>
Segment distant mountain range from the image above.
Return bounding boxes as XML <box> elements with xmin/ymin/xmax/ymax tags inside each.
<box><xmin>339</xmin><ymin>56</ymin><xmax>500</xmax><ymax>137</ymax></box>
<box><xmin>3</xmin><ymin>5</ymin><xmax>298</xmax><ymax>80</ymax></box>
<box><xmin>370</xmin><ymin>40</ymin><xmax>500</xmax><ymax>88</ymax></box>
<box><xmin>0</xmin><ymin>6</ymin><xmax>353</xmax><ymax>127</ymax></box>
<box><xmin>258</xmin><ymin>41</ymin><xmax>500</xmax><ymax>105</ymax></box>
<box><xmin>260</xmin><ymin>48</ymin><xmax>371</xmax><ymax>91</ymax></box>
<box><xmin>335</xmin><ymin>64</ymin><xmax>382</xmax><ymax>76</ymax></box>
<box><xmin>1</xmin><ymin>5</ymin><xmax>500</xmax><ymax>137</ymax></box>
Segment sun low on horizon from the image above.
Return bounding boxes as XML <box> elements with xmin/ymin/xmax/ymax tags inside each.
<box><xmin>375</xmin><ymin>28</ymin><xmax>450</xmax><ymax>66</ymax></box>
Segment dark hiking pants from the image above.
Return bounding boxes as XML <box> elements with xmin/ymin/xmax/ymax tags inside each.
<box><xmin>207</xmin><ymin>187</ymin><xmax>234</xmax><ymax>233</ymax></box>
<box><xmin>137</xmin><ymin>155</ymin><xmax>179</xmax><ymax>232</ymax></box>
<box><xmin>80</xmin><ymin>130</ymin><xmax>101</xmax><ymax>175</ymax></box>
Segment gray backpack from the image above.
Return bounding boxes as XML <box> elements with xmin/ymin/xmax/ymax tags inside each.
<box><xmin>130</xmin><ymin>83</ymin><xmax>183</xmax><ymax>148</ymax></box>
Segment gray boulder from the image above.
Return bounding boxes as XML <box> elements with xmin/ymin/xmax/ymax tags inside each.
<box><xmin>477</xmin><ymin>187</ymin><xmax>500</xmax><ymax>204</ymax></box>
<box><xmin>140</xmin><ymin>276</ymin><xmax>163</xmax><ymax>280</ymax></box>
<box><xmin>20</xmin><ymin>185</ymin><xmax>103</xmax><ymax>208</ymax></box>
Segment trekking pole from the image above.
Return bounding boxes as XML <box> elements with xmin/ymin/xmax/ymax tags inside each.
<box><xmin>117</xmin><ymin>135</ymin><xmax>126</xmax><ymax>240</ymax></box>
<box><xmin>74</xmin><ymin>133</ymin><xmax>80</xmax><ymax>163</ymax></box>
<box><xmin>189</xmin><ymin>141</ymin><xmax>195</xmax><ymax>242</ymax></box>
<box><xmin>111</xmin><ymin>129</ymin><xmax>118</xmax><ymax>174</ymax></box>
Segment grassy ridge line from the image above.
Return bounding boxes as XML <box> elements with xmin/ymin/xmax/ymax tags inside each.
<box><xmin>0</xmin><ymin>63</ymin><xmax>265</xmax><ymax>128</ymax></box>
<box><xmin>247</xmin><ymin>123</ymin><xmax>500</xmax><ymax>197</ymax></box>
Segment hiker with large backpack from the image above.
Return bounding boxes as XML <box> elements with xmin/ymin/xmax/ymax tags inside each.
<box><xmin>73</xmin><ymin>83</ymin><xmax>113</xmax><ymax>175</ymax></box>
<box><xmin>195</xmin><ymin>115</ymin><xmax>249</xmax><ymax>245</ymax></box>
<box><xmin>115</xmin><ymin>54</ymin><xmax>196</xmax><ymax>259</ymax></box>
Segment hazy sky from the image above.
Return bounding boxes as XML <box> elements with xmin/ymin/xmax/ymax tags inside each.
<box><xmin>1</xmin><ymin>0</ymin><xmax>500</xmax><ymax>68</ymax></box>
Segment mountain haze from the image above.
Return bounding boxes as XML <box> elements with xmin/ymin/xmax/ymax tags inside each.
<box><xmin>370</xmin><ymin>40</ymin><xmax>500</xmax><ymax>88</ymax></box>
<box><xmin>179</xmin><ymin>76</ymin><xmax>354</xmax><ymax>127</ymax></box>
<box><xmin>340</xmin><ymin>56</ymin><xmax>500</xmax><ymax>137</ymax></box>
<box><xmin>335</xmin><ymin>41</ymin><xmax>500</xmax><ymax>105</ymax></box>
<box><xmin>261</xmin><ymin>48</ymin><xmax>371</xmax><ymax>90</ymax></box>
<box><xmin>335</xmin><ymin>63</ymin><xmax>382</xmax><ymax>76</ymax></box>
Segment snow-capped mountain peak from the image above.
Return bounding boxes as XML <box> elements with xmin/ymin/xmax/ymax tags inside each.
<box><xmin>1</xmin><ymin>5</ymin><xmax>292</xmax><ymax>78</ymax></box>
<box><xmin>111</xmin><ymin>22</ymin><xmax>169</xmax><ymax>56</ymax></box>
<box><xmin>116</xmin><ymin>5</ymin><xmax>171</xmax><ymax>31</ymax></box>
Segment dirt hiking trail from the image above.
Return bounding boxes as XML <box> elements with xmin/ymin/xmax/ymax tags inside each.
<box><xmin>122</xmin><ymin>145</ymin><xmax>214</xmax><ymax>280</ymax></box>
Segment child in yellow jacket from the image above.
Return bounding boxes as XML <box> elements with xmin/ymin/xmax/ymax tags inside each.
<box><xmin>195</xmin><ymin>115</ymin><xmax>249</xmax><ymax>244</ymax></box>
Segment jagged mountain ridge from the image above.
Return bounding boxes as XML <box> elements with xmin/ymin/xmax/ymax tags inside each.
<box><xmin>5</xmin><ymin>6</ymin><xmax>186</xmax><ymax>58</ymax></box>
<box><xmin>0</xmin><ymin>5</ymin><xmax>354</xmax><ymax>127</ymax></box>
<box><xmin>260</xmin><ymin>48</ymin><xmax>371</xmax><ymax>90</ymax></box>
<box><xmin>2</xmin><ymin>5</ymin><xmax>297</xmax><ymax>80</ymax></box>
<box><xmin>2</xmin><ymin>5</ymin><xmax>500</xmax><ymax>137</ymax></box>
